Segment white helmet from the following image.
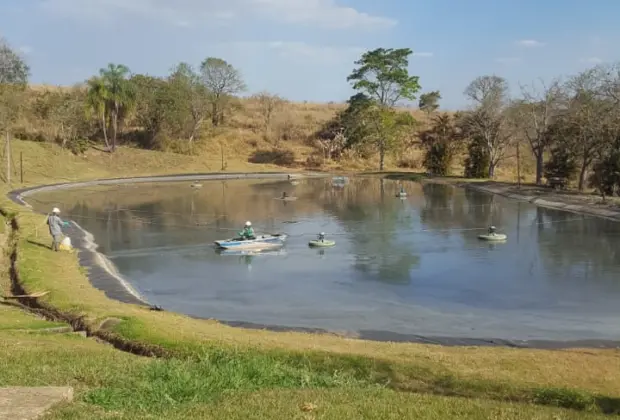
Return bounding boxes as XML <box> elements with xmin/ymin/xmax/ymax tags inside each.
<box><xmin>245</xmin><ymin>221</ymin><xmax>252</xmax><ymax>226</ymax></box>
<box><xmin>52</xmin><ymin>207</ymin><xmax>60</xmax><ymax>214</ymax></box>
<box><xmin>320</xmin><ymin>232</ymin><xmax>325</xmax><ymax>235</ymax></box>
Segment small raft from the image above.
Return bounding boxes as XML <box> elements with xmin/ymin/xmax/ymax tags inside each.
<box><xmin>190</xmin><ymin>183</ymin><xmax>203</xmax><ymax>188</ymax></box>
<box><xmin>396</xmin><ymin>192</ymin><xmax>407</xmax><ymax>198</ymax></box>
<box><xmin>308</xmin><ymin>239</ymin><xmax>336</xmax><ymax>247</ymax></box>
<box><xmin>478</xmin><ymin>233</ymin><xmax>507</xmax><ymax>241</ymax></box>
<box><xmin>274</xmin><ymin>196</ymin><xmax>298</xmax><ymax>201</ymax></box>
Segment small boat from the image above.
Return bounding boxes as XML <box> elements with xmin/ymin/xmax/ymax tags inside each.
<box><xmin>290</xmin><ymin>181</ymin><xmax>299</xmax><ymax>186</ymax></box>
<box><xmin>214</xmin><ymin>234</ymin><xmax>287</xmax><ymax>250</ymax></box>
<box><xmin>396</xmin><ymin>192</ymin><xmax>407</xmax><ymax>198</ymax></box>
<box><xmin>190</xmin><ymin>183</ymin><xmax>203</xmax><ymax>188</ymax></box>
<box><xmin>274</xmin><ymin>196</ymin><xmax>298</xmax><ymax>201</ymax></box>
<box><xmin>308</xmin><ymin>239</ymin><xmax>335</xmax><ymax>247</ymax></box>
<box><xmin>478</xmin><ymin>233</ymin><xmax>507</xmax><ymax>241</ymax></box>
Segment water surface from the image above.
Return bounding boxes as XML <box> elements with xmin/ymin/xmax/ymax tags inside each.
<box><xmin>29</xmin><ymin>177</ymin><xmax>620</xmax><ymax>341</ymax></box>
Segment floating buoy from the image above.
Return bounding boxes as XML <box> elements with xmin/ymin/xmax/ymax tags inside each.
<box><xmin>477</xmin><ymin>233</ymin><xmax>507</xmax><ymax>241</ymax></box>
<box><xmin>308</xmin><ymin>239</ymin><xmax>335</xmax><ymax>247</ymax></box>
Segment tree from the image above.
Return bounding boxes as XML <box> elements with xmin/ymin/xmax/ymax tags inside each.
<box><xmin>347</xmin><ymin>48</ymin><xmax>421</xmax><ymax>169</ymax></box>
<box><xmin>169</xmin><ymin>62</ymin><xmax>210</xmax><ymax>147</ymax></box>
<box><xmin>0</xmin><ymin>38</ymin><xmax>29</xmax><ymax>139</ymax></box>
<box><xmin>199</xmin><ymin>57</ymin><xmax>245</xmax><ymax>126</ymax></box>
<box><xmin>553</xmin><ymin>68</ymin><xmax>615</xmax><ymax>190</ymax></box>
<box><xmin>347</xmin><ymin>48</ymin><xmax>421</xmax><ymax>108</ymax></box>
<box><xmin>419</xmin><ymin>91</ymin><xmax>441</xmax><ymax>115</ymax></box>
<box><xmin>252</xmin><ymin>91</ymin><xmax>285</xmax><ymax>142</ymax></box>
<box><xmin>511</xmin><ymin>79</ymin><xmax>564</xmax><ymax>185</ymax></box>
<box><xmin>86</xmin><ymin>77</ymin><xmax>110</xmax><ymax>150</ymax></box>
<box><xmin>462</xmin><ymin>76</ymin><xmax>513</xmax><ymax>178</ymax></box>
<box><xmin>420</xmin><ymin>113</ymin><xmax>461</xmax><ymax>175</ymax></box>
<box><xmin>359</xmin><ymin>104</ymin><xmax>416</xmax><ymax>169</ymax></box>
<box><xmin>98</xmin><ymin>63</ymin><xmax>135</xmax><ymax>151</ymax></box>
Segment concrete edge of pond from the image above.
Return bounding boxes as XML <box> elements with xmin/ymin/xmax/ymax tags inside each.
<box><xmin>462</xmin><ymin>182</ymin><xmax>620</xmax><ymax>222</ymax></box>
<box><xmin>7</xmin><ymin>173</ymin><xmax>620</xmax><ymax>350</ymax></box>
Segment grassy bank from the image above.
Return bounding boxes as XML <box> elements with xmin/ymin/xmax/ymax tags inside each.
<box><xmin>1</xmin><ymin>142</ymin><xmax>619</xmax><ymax>418</ymax></box>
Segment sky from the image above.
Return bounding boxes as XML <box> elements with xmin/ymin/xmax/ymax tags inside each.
<box><xmin>1</xmin><ymin>0</ymin><xmax>620</xmax><ymax>109</ymax></box>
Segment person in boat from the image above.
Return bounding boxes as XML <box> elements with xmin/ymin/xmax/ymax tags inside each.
<box><xmin>488</xmin><ymin>226</ymin><xmax>497</xmax><ymax>236</ymax></box>
<box><xmin>282</xmin><ymin>191</ymin><xmax>288</xmax><ymax>199</ymax></box>
<box><xmin>46</xmin><ymin>207</ymin><xmax>67</xmax><ymax>252</ymax></box>
<box><xmin>317</xmin><ymin>232</ymin><xmax>326</xmax><ymax>242</ymax></box>
<box><xmin>239</xmin><ymin>221</ymin><xmax>256</xmax><ymax>240</ymax></box>
<box><xmin>400</xmin><ymin>185</ymin><xmax>405</xmax><ymax>195</ymax></box>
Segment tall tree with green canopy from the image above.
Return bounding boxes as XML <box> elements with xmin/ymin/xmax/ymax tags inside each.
<box><xmin>199</xmin><ymin>57</ymin><xmax>245</xmax><ymax>126</ymax></box>
<box><xmin>99</xmin><ymin>63</ymin><xmax>135</xmax><ymax>151</ymax></box>
<box><xmin>347</xmin><ymin>48</ymin><xmax>421</xmax><ymax>169</ymax></box>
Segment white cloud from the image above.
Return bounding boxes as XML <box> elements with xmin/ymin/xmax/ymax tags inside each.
<box><xmin>580</xmin><ymin>57</ymin><xmax>603</xmax><ymax>64</ymax></box>
<box><xmin>495</xmin><ymin>57</ymin><xmax>521</xmax><ymax>64</ymax></box>
<box><xmin>39</xmin><ymin>0</ymin><xmax>396</xmax><ymax>30</ymax></box>
<box><xmin>412</xmin><ymin>52</ymin><xmax>433</xmax><ymax>57</ymax></box>
<box><xmin>515</xmin><ymin>39</ymin><xmax>545</xmax><ymax>47</ymax></box>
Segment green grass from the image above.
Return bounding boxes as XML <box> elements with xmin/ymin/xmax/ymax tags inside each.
<box><xmin>0</xmin><ymin>332</ymin><xmax>611</xmax><ymax>420</ymax></box>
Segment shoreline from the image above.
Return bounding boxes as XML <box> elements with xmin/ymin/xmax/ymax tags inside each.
<box><xmin>459</xmin><ymin>181</ymin><xmax>620</xmax><ymax>222</ymax></box>
<box><xmin>9</xmin><ymin>173</ymin><xmax>620</xmax><ymax>350</ymax></box>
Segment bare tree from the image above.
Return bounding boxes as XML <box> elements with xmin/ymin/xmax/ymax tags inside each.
<box><xmin>462</xmin><ymin>76</ymin><xmax>514</xmax><ymax>178</ymax></box>
<box><xmin>511</xmin><ymin>79</ymin><xmax>565</xmax><ymax>185</ymax></box>
<box><xmin>252</xmin><ymin>91</ymin><xmax>285</xmax><ymax>140</ymax></box>
<box><xmin>555</xmin><ymin>68</ymin><xmax>617</xmax><ymax>190</ymax></box>
<box><xmin>199</xmin><ymin>57</ymin><xmax>246</xmax><ymax>126</ymax></box>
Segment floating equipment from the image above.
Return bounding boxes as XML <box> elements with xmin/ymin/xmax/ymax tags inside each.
<box><xmin>308</xmin><ymin>239</ymin><xmax>336</xmax><ymax>247</ymax></box>
<box><xmin>477</xmin><ymin>233</ymin><xmax>507</xmax><ymax>241</ymax></box>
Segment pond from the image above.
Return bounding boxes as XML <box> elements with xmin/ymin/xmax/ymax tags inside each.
<box><xmin>28</xmin><ymin>176</ymin><xmax>620</xmax><ymax>343</ymax></box>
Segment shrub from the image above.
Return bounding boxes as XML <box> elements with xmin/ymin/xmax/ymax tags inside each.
<box><xmin>248</xmin><ymin>149</ymin><xmax>296</xmax><ymax>166</ymax></box>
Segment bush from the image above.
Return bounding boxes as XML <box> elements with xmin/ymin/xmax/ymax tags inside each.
<box><xmin>464</xmin><ymin>138</ymin><xmax>490</xmax><ymax>178</ymax></box>
<box><xmin>305</xmin><ymin>153</ymin><xmax>324</xmax><ymax>168</ymax></box>
<box><xmin>66</xmin><ymin>138</ymin><xmax>90</xmax><ymax>155</ymax></box>
<box><xmin>589</xmin><ymin>147</ymin><xmax>620</xmax><ymax>198</ymax></box>
<box><xmin>248</xmin><ymin>148</ymin><xmax>296</xmax><ymax>166</ymax></box>
<box><xmin>544</xmin><ymin>146</ymin><xmax>577</xmax><ymax>180</ymax></box>
<box><xmin>397</xmin><ymin>156</ymin><xmax>421</xmax><ymax>169</ymax></box>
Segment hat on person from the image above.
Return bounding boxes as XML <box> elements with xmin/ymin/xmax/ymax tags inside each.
<box><xmin>52</xmin><ymin>207</ymin><xmax>60</xmax><ymax>214</ymax></box>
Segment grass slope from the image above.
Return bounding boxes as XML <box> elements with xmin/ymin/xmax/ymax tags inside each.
<box><xmin>0</xmin><ymin>140</ymin><xmax>617</xmax><ymax>418</ymax></box>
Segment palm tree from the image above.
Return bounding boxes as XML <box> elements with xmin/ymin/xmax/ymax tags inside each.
<box><xmin>86</xmin><ymin>76</ymin><xmax>110</xmax><ymax>150</ymax></box>
<box><xmin>99</xmin><ymin>63</ymin><xmax>134</xmax><ymax>152</ymax></box>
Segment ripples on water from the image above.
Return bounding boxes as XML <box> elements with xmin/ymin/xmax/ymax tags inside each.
<box><xmin>30</xmin><ymin>177</ymin><xmax>620</xmax><ymax>341</ymax></box>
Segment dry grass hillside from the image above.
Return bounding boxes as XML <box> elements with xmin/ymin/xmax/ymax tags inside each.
<box><xmin>15</xmin><ymin>85</ymin><xmax>535</xmax><ymax>181</ymax></box>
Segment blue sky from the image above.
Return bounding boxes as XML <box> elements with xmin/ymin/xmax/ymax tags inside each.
<box><xmin>1</xmin><ymin>0</ymin><xmax>619</xmax><ymax>109</ymax></box>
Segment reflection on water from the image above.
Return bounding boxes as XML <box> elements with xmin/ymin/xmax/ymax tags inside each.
<box><xmin>30</xmin><ymin>177</ymin><xmax>620</xmax><ymax>341</ymax></box>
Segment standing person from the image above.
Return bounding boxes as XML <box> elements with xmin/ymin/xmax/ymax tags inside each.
<box><xmin>47</xmin><ymin>208</ymin><xmax>66</xmax><ymax>251</ymax></box>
